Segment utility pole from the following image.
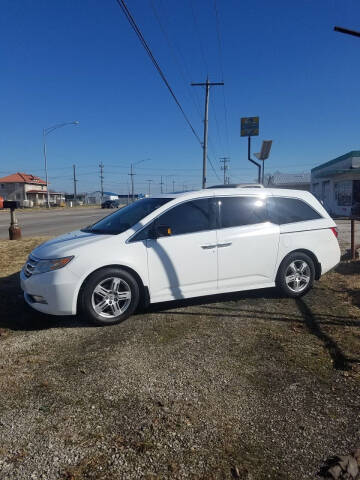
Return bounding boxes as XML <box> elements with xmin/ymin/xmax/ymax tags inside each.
<box><xmin>73</xmin><ymin>164</ymin><xmax>78</xmax><ymax>206</ymax></box>
<box><xmin>146</xmin><ymin>179</ymin><xmax>152</xmax><ymax>196</ymax></box>
<box><xmin>129</xmin><ymin>164</ymin><xmax>135</xmax><ymax>201</ymax></box>
<box><xmin>128</xmin><ymin>159</ymin><xmax>149</xmax><ymax>202</ymax></box>
<box><xmin>172</xmin><ymin>179</ymin><xmax>175</xmax><ymax>192</ymax></box>
<box><xmin>160</xmin><ymin>175</ymin><xmax>164</xmax><ymax>194</ymax></box>
<box><xmin>191</xmin><ymin>78</ymin><xmax>224</xmax><ymax>189</ymax></box>
<box><xmin>99</xmin><ymin>162</ymin><xmax>104</xmax><ymax>203</ymax></box>
<box><xmin>220</xmin><ymin>157</ymin><xmax>230</xmax><ymax>185</ymax></box>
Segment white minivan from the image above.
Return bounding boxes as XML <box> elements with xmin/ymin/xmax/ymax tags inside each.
<box><xmin>21</xmin><ymin>188</ymin><xmax>340</xmax><ymax>325</ymax></box>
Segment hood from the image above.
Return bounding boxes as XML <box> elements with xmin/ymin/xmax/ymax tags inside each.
<box><xmin>31</xmin><ymin>230</ymin><xmax>114</xmax><ymax>259</ymax></box>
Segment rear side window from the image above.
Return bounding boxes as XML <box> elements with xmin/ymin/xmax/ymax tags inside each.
<box><xmin>219</xmin><ymin>196</ymin><xmax>268</xmax><ymax>228</ymax></box>
<box><xmin>268</xmin><ymin>197</ymin><xmax>322</xmax><ymax>224</ymax></box>
<box><xmin>157</xmin><ymin>198</ymin><xmax>216</xmax><ymax>235</ymax></box>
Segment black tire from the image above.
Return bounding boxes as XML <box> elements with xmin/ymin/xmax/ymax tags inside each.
<box><xmin>79</xmin><ymin>267</ymin><xmax>140</xmax><ymax>326</ymax></box>
<box><xmin>276</xmin><ymin>252</ymin><xmax>315</xmax><ymax>298</ymax></box>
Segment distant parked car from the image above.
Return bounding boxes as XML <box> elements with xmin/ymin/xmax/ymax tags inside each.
<box><xmin>101</xmin><ymin>200</ymin><xmax>120</xmax><ymax>209</ymax></box>
<box><xmin>21</xmin><ymin>187</ymin><xmax>340</xmax><ymax>326</ymax></box>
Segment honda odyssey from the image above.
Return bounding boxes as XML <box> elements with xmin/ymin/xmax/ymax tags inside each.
<box><xmin>21</xmin><ymin>188</ymin><xmax>340</xmax><ymax>325</ymax></box>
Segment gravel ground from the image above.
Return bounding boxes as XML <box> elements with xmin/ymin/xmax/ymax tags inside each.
<box><xmin>0</xmin><ymin>239</ymin><xmax>359</xmax><ymax>480</ymax></box>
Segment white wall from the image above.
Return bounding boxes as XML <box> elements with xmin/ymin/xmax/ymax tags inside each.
<box><xmin>311</xmin><ymin>174</ymin><xmax>359</xmax><ymax>216</ymax></box>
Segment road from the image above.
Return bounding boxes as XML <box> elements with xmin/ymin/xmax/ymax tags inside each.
<box><xmin>0</xmin><ymin>208</ymin><xmax>359</xmax><ymax>253</ymax></box>
<box><xmin>0</xmin><ymin>207</ymin><xmax>109</xmax><ymax>238</ymax></box>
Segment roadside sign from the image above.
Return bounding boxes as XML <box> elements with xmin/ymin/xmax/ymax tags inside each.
<box><xmin>241</xmin><ymin>117</ymin><xmax>259</xmax><ymax>137</ymax></box>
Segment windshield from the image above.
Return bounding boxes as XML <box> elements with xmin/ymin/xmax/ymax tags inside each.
<box><xmin>82</xmin><ymin>197</ymin><xmax>173</xmax><ymax>235</ymax></box>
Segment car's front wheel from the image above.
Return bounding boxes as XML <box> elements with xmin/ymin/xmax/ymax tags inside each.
<box><xmin>79</xmin><ymin>267</ymin><xmax>140</xmax><ymax>325</ymax></box>
<box><xmin>276</xmin><ymin>252</ymin><xmax>315</xmax><ymax>298</ymax></box>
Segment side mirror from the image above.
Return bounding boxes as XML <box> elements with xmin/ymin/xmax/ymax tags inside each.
<box><xmin>155</xmin><ymin>225</ymin><xmax>172</xmax><ymax>238</ymax></box>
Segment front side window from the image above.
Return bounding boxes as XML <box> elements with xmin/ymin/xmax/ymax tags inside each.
<box><xmin>82</xmin><ymin>197</ymin><xmax>172</xmax><ymax>235</ymax></box>
<box><xmin>218</xmin><ymin>196</ymin><xmax>268</xmax><ymax>228</ymax></box>
<box><xmin>268</xmin><ymin>197</ymin><xmax>322</xmax><ymax>224</ymax></box>
<box><xmin>156</xmin><ymin>198</ymin><xmax>216</xmax><ymax>236</ymax></box>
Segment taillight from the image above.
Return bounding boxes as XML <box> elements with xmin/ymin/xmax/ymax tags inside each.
<box><xmin>330</xmin><ymin>227</ymin><xmax>338</xmax><ymax>238</ymax></box>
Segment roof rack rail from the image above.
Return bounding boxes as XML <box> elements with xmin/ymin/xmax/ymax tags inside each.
<box><xmin>206</xmin><ymin>183</ymin><xmax>264</xmax><ymax>189</ymax></box>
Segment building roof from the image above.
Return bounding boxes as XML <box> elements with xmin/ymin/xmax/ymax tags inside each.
<box><xmin>312</xmin><ymin>167</ymin><xmax>360</xmax><ymax>179</ymax></box>
<box><xmin>0</xmin><ymin>172</ymin><xmax>47</xmax><ymax>185</ymax></box>
<box><xmin>311</xmin><ymin>151</ymin><xmax>360</xmax><ymax>173</ymax></box>
<box><xmin>269</xmin><ymin>173</ymin><xmax>311</xmax><ymax>185</ymax></box>
<box><xmin>27</xmin><ymin>190</ymin><xmax>64</xmax><ymax>195</ymax></box>
<box><xmin>87</xmin><ymin>190</ymin><xmax>119</xmax><ymax>196</ymax></box>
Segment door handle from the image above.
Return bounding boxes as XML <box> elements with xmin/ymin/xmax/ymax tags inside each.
<box><xmin>217</xmin><ymin>242</ymin><xmax>232</xmax><ymax>248</ymax></box>
<box><xmin>201</xmin><ymin>244</ymin><xmax>217</xmax><ymax>249</ymax></box>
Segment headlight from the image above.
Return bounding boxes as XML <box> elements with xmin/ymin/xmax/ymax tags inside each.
<box><xmin>33</xmin><ymin>256</ymin><xmax>74</xmax><ymax>275</ymax></box>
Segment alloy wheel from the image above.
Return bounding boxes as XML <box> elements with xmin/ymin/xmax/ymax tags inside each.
<box><xmin>91</xmin><ymin>276</ymin><xmax>132</xmax><ymax>318</ymax></box>
<box><xmin>285</xmin><ymin>260</ymin><xmax>311</xmax><ymax>293</ymax></box>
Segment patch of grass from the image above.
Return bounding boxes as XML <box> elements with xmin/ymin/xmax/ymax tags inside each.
<box><xmin>0</xmin><ymin>237</ymin><xmax>50</xmax><ymax>277</ymax></box>
<box><xmin>0</xmin><ymin>237</ymin><xmax>51</xmax><ymax>334</ymax></box>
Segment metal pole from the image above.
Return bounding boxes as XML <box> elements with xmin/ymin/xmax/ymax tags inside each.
<box><xmin>9</xmin><ymin>207</ymin><xmax>21</xmax><ymax>240</ymax></box>
<box><xmin>43</xmin><ymin>130</ymin><xmax>50</xmax><ymax>208</ymax></box>
<box><xmin>262</xmin><ymin>159</ymin><xmax>265</xmax><ymax>185</ymax></box>
<box><xmin>247</xmin><ymin>136</ymin><xmax>261</xmax><ymax>184</ymax></box>
<box><xmin>99</xmin><ymin>163</ymin><xmax>104</xmax><ymax>203</ymax></box>
<box><xmin>130</xmin><ymin>164</ymin><xmax>134</xmax><ymax>202</ymax></box>
<box><xmin>160</xmin><ymin>175</ymin><xmax>164</xmax><ymax>194</ymax></box>
<box><xmin>73</xmin><ymin>164</ymin><xmax>77</xmax><ymax>206</ymax></box>
<box><xmin>147</xmin><ymin>180</ymin><xmax>152</xmax><ymax>196</ymax></box>
<box><xmin>220</xmin><ymin>157</ymin><xmax>230</xmax><ymax>185</ymax></box>
<box><xmin>351</xmin><ymin>219</ymin><xmax>356</xmax><ymax>260</ymax></box>
<box><xmin>172</xmin><ymin>179</ymin><xmax>175</xmax><ymax>192</ymax></box>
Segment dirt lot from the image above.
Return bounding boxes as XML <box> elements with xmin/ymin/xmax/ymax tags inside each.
<box><xmin>0</xmin><ymin>238</ymin><xmax>360</xmax><ymax>480</ymax></box>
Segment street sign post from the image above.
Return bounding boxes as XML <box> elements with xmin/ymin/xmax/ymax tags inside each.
<box><xmin>241</xmin><ymin>116</ymin><xmax>259</xmax><ymax>137</ymax></box>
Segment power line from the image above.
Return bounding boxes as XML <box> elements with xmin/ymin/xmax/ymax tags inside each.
<box><xmin>149</xmin><ymin>0</ymin><xmax>203</xmax><ymax>119</ymax></box>
<box><xmin>188</xmin><ymin>0</ymin><xmax>209</xmax><ymax>75</ymax></box>
<box><xmin>115</xmin><ymin>0</ymin><xmax>222</xmax><ymax>184</ymax></box>
<box><xmin>149</xmin><ymin>0</ymin><xmax>222</xmax><ymax>181</ymax></box>
<box><xmin>114</xmin><ymin>0</ymin><xmax>202</xmax><ymax>146</ymax></box>
<box><xmin>213</xmin><ymin>0</ymin><xmax>230</xmax><ymax>153</ymax></box>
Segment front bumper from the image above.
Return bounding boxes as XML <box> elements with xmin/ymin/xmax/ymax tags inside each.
<box><xmin>20</xmin><ymin>267</ymin><xmax>80</xmax><ymax>316</ymax></box>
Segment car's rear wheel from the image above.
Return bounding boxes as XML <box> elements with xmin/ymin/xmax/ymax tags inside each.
<box><xmin>80</xmin><ymin>267</ymin><xmax>140</xmax><ymax>325</ymax></box>
<box><xmin>276</xmin><ymin>252</ymin><xmax>315</xmax><ymax>298</ymax></box>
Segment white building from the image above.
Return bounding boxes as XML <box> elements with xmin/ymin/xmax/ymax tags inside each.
<box><xmin>311</xmin><ymin>151</ymin><xmax>360</xmax><ymax>216</ymax></box>
<box><xmin>85</xmin><ymin>191</ymin><xmax>120</xmax><ymax>205</ymax></box>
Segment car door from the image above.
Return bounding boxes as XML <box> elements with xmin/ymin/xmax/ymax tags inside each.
<box><xmin>216</xmin><ymin>195</ymin><xmax>280</xmax><ymax>291</ymax></box>
<box><xmin>146</xmin><ymin>197</ymin><xmax>218</xmax><ymax>303</ymax></box>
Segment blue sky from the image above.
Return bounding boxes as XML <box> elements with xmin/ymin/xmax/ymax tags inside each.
<box><xmin>1</xmin><ymin>0</ymin><xmax>360</xmax><ymax>194</ymax></box>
